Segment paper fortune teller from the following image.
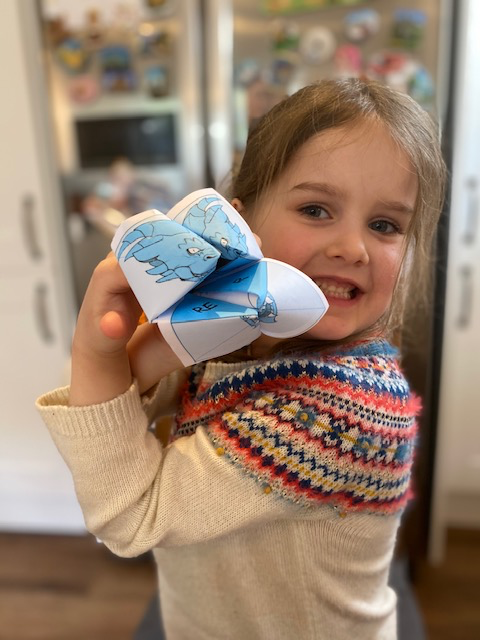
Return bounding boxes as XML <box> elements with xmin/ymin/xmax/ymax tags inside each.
<box><xmin>111</xmin><ymin>188</ymin><xmax>329</xmax><ymax>365</ymax></box>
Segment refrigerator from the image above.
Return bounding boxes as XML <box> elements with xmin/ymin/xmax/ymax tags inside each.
<box><xmin>37</xmin><ymin>0</ymin><xmax>451</xmax><ymax>304</ymax></box>
<box><xmin>34</xmin><ymin>0</ymin><xmax>478</xmax><ymax>569</ymax></box>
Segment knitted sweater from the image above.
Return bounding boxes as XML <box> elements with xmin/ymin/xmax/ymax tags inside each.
<box><xmin>36</xmin><ymin>339</ymin><xmax>419</xmax><ymax>640</ymax></box>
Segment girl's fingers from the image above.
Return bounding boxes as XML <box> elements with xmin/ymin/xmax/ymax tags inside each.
<box><xmin>99</xmin><ymin>310</ymin><xmax>132</xmax><ymax>341</ymax></box>
<box><xmin>75</xmin><ymin>253</ymin><xmax>143</xmax><ymax>354</ymax></box>
<box><xmin>128</xmin><ymin>322</ymin><xmax>183</xmax><ymax>393</ymax></box>
<box><xmin>91</xmin><ymin>252</ymin><xmax>131</xmax><ymax>295</ymax></box>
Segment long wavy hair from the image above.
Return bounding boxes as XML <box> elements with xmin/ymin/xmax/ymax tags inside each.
<box><xmin>222</xmin><ymin>78</ymin><xmax>446</xmax><ymax>359</ymax></box>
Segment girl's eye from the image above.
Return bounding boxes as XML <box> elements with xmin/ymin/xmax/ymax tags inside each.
<box><xmin>300</xmin><ymin>205</ymin><xmax>329</xmax><ymax>219</ymax></box>
<box><xmin>369</xmin><ymin>219</ymin><xmax>400</xmax><ymax>234</ymax></box>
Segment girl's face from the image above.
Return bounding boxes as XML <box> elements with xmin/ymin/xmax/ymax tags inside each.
<box><xmin>237</xmin><ymin>123</ymin><xmax>418</xmax><ymax>342</ymax></box>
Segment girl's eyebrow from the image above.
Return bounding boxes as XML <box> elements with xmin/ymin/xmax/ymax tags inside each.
<box><xmin>292</xmin><ymin>181</ymin><xmax>415</xmax><ymax>215</ymax></box>
<box><xmin>377</xmin><ymin>199</ymin><xmax>415</xmax><ymax>215</ymax></box>
<box><xmin>292</xmin><ymin>181</ymin><xmax>341</xmax><ymax>198</ymax></box>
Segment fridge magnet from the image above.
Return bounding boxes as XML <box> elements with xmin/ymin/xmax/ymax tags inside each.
<box><xmin>299</xmin><ymin>26</ymin><xmax>336</xmax><ymax>65</ymax></box>
<box><xmin>235</xmin><ymin>59</ymin><xmax>261</xmax><ymax>87</ymax></box>
<box><xmin>271</xmin><ymin>19</ymin><xmax>300</xmax><ymax>53</ymax></box>
<box><xmin>68</xmin><ymin>74</ymin><xmax>100</xmax><ymax>104</ymax></box>
<box><xmin>271</xmin><ymin>55</ymin><xmax>298</xmax><ymax>86</ymax></box>
<box><xmin>344</xmin><ymin>8</ymin><xmax>380</xmax><ymax>43</ymax></box>
<box><xmin>145</xmin><ymin>65</ymin><xmax>169</xmax><ymax>98</ymax></box>
<box><xmin>407</xmin><ymin>64</ymin><xmax>434</xmax><ymax>104</ymax></box>
<box><xmin>366</xmin><ymin>50</ymin><xmax>415</xmax><ymax>94</ymax></box>
<box><xmin>100</xmin><ymin>45</ymin><xmax>136</xmax><ymax>92</ymax></box>
<box><xmin>55</xmin><ymin>37</ymin><xmax>90</xmax><ymax>75</ymax></box>
<box><xmin>138</xmin><ymin>23</ymin><xmax>172</xmax><ymax>57</ymax></box>
<box><xmin>45</xmin><ymin>17</ymin><xmax>71</xmax><ymax>47</ymax></box>
<box><xmin>111</xmin><ymin>188</ymin><xmax>328</xmax><ymax>365</ymax></box>
<box><xmin>391</xmin><ymin>9</ymin><xmax>427</xmax><ymax>51</ymax></box>
<box><xmin>334</xmin><ymin>44</ymin><xmax>362</xmax><ymax>78</ymax></box>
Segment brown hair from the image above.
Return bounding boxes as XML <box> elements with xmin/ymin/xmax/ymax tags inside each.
<box><xmin>225</xmin><ymin>78</ymin><xmax>446</xmax><ymax>354</ymax></box>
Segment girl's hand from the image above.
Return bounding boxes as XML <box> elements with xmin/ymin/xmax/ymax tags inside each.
<box><xmin>69</xmin><ymin>253</ymin><xmax>141</xmax><ymax>406</ymax></box>
<box><xmin>70</xmin><ymin>253</ymin><xmax>182</xmax><ymax>405</ymax></box>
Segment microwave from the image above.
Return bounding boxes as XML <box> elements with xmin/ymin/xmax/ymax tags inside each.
<box><xmin>74</xmin><ymin>113</ymin><xmax>177</xmax><ymax>168</ymax></box>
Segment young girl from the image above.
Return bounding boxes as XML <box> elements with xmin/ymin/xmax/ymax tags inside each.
<box><xmin>37</xmin><ymin>78</ymin><xmax>446</xmax><ymax>639</ymax></box>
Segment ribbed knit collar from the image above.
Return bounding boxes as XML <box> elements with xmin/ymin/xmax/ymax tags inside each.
<box><xmin>201</xmin><ymin>338</ymin><xmax>395</xmax><ymax>386</ymax></box>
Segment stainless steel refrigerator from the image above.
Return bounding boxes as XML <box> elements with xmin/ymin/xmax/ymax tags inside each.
<box><xmin>37</xmin><ymin>0</ymin><xmax>452</xmax><ymax>303</ymax></box>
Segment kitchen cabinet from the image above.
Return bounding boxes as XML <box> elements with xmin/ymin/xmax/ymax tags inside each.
<box><xmin>0</xmin><ymin>0</ymin><xmax>83</xmax><ymax>532</ymax></box>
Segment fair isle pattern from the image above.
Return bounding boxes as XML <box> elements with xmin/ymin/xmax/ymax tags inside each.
<box><xmin>173</xmin><ymin>340</ymin><xmax>420</xmax><ymax>515</ymax></box>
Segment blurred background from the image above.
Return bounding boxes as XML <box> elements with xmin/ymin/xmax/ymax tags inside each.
<box><xmin>1</xmin><ymin>0</ymin><xmax>479</xmax><ymax>638</ymax></box>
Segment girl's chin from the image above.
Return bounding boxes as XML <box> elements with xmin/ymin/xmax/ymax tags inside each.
<box><xmin>303</xmin><ymin>329</ymin><xmax>352</xmax><ymax>342</ymax></box>
<box><xmin>302</xmin><ymin>319</ymin><xmax>362</xmax><ymax>342</ymax></box>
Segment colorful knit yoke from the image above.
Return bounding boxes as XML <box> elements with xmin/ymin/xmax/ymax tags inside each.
<box><xmin>173</xmin><ymin>340</ymin><xmax>420</xmax><ymax>516</ymax></box>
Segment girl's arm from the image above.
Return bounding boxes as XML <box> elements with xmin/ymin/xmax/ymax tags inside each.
<box><xmin>69</xmin><ymin>253</ymin><xmax>183</xmax><ymax>406</ymax></box>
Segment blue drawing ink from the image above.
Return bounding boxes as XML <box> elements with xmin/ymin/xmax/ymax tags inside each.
<box><xmin>240</xmin><ymin>292</ymin><xmax>278</xmax><ymax>328</ymax></box>
<box><xmin>116</xmin><ymin>220</ymin><xmax>220</xmax><ymax>283</ymax></box>
<box><xmin>183</xmin><ymin>196</ymin><xmax>249</xmax><ymax>261</ymax></box>
<box><xmin>258</xmin><ymin>294</ymin><xmax>278</xmax><ymax>324</ymax></box>
<box><xmin>241</xmin><ymin>315</ymin><xmax>260</xmax><ymax>328</ymax></box>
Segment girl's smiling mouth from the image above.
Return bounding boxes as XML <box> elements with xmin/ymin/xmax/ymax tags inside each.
<box><xmin>314</xmin><ymin>277</ymin><xmax>362</xmax><ymax>301</ymax></box>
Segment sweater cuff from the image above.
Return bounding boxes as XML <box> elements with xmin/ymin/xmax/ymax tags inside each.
<box><xmin>36</xmin><ymin>381</ymin><xmax>145</xmax><ymax>438</ymax></box>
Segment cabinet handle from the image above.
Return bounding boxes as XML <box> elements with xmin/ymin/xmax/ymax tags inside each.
<box><xmin>34</xmin><ymin>282</ymin><xmax>55</xmax><ymax>343</ymax></box>
<box><xmin>456</xmin><ymin>265</ymin><xmax>473</xmax><ymax>329</ymax></box>
<box><xmin>463</xmin><ymin>177</ymin><xmax>478</xmax><ymax>245</ymax></box>
<box><xmin>22</xmin><ymin>193</ymin><xmax>43</xmax><ymax>261</ymax></box>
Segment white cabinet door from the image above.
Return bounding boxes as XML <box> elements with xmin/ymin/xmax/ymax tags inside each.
<box><xmin>0</xmin><ymin>0</ymin><xmax>84</xmax><ymax>532</ymax></box>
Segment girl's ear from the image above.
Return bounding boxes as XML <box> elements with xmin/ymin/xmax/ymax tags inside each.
<box><xmin>230</xmin><ymin>198</ymin><xmax>262</xmax><ymax>248</ymax></box>
<box><xmin>231</xmin><ymin>198</ymin><xmax>245</xmax><ymax>214</ymax></box>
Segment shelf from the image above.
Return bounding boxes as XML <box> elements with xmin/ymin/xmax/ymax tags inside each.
<box><xmin>71</xmin><ymin>94</ymin><xmax>180</xmax><ymax>120</ymax></box>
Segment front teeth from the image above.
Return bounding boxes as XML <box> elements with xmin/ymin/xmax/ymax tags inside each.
<box><xmin>317</xmin><ymin>281</ymin><xmax>355</xmax><ymax>299</ymax></box>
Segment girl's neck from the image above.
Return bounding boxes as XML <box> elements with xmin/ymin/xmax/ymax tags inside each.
<box><xmin>248</xmin><ymin>334</ymin><xmax>284</xmax><ymax>359</ymax></box>
<box><xmin>211</xmin><ymin>326</ymin><xmax>390</xmax><ymax>364</ymax></box>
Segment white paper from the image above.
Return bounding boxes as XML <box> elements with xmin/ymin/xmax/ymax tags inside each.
<box><xmin>111</xmin><ymin>189</ymin><xmax>329</xmax><ymax>364</ymax></box>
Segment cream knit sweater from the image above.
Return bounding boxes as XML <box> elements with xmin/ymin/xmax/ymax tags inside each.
<box><xmin>36</xmin><ymin>351</ymin><xmax>408</xmax><ymax>639</ymax></box>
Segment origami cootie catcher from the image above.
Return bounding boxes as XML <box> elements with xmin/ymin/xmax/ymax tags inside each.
<box><xmin>111</xmin><ymin>188</ymin><xmax>329</xmax><ymax>365</ymax></box>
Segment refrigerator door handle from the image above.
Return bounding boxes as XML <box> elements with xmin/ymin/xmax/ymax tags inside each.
<box><xmin>22</xmin><ymin>192</ymin><xmax>43</xmax><ymax>262</ymax></box>
<box><xmin>456</xmin><ymin>264</ymin><xmax>473</xmax><ymax>329</ymax></box>
<box><xmin>204</xmin><ymin>0</ymin><xmax>234</xmax><ymax>189</ymax></box>
<box><xmin>462</xmin><ymin>176</ymin><xmax>478</xmax><ymax>245</ymax></box>
<box><xmin>34</xmin><ymin>281</ymin><xmax>55</xmax><ymax>344</ymax></box>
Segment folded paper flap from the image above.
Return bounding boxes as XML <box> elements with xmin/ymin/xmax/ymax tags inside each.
<box><xmin>112</xmin><ymin>207</ymin><xmax>224</xmax><ymax>321</ymax></box>
<box><xmin>115</xmin><ymin>213</ymin><xmax>220</xmax><ymax>273</ymax></box>
<box><xmin>167</xmin><ymin>189</ymin><xmax>263</xmax><ymax>263</ymax></box>
<box><xmin>196</xmin><ymin>260</ymin><xmax>268</xmax><ymax>309</ymax></box>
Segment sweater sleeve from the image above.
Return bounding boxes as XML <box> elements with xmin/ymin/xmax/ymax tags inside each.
<box><xmin>36</xmin><ymin>380</ymin><xmax>304</xmax><ymax>557</ymax></box>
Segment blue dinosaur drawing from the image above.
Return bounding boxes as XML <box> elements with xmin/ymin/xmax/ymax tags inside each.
<box><xmin>258</xmin><ymin>294</ymin><xmax>278</xmax><ymax>324</ymax></box>
<box><xmin>241</xmin><ymin>292</ymin><xmax>278</xmax><ymax>328</ymax></box>
<box><xmin>116</xmin><ymin>220</ymin><xmax>220</xmax><ymax>283</ymax></box>
<box><xmin>182</xmin><ymin>196</ymin><xmax>249</xmax><ymax>261</ymax></box>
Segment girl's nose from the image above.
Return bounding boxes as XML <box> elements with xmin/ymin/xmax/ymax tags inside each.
<box><xmin>324</xmin><ymin>230</ymin><xmax>369</xmax><ymax>265</ymax></box>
